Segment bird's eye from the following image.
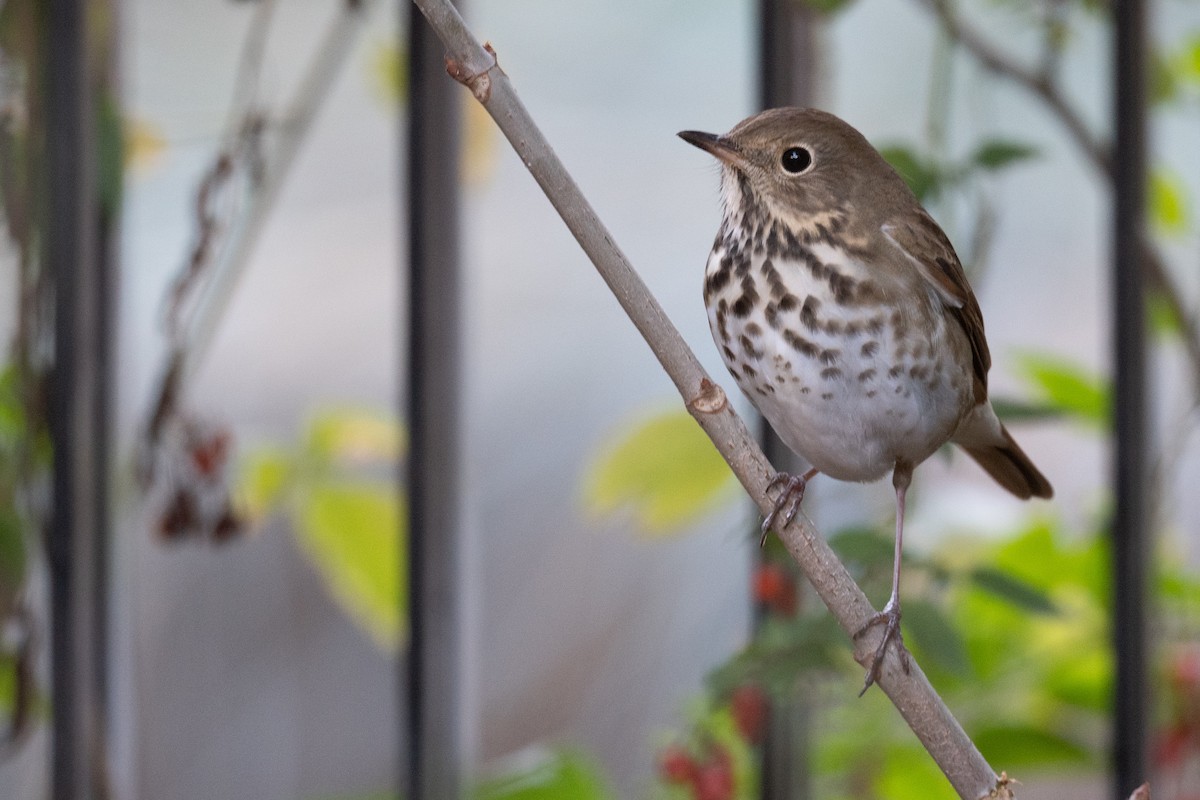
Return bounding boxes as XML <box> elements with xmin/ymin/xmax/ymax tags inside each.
<box><xmin>781</xmin><ymin>146</ymin><xmax>812</xmax><ymax>174</ymax></box>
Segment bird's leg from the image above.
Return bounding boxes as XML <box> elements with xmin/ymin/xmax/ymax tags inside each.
<box><xmin>855</xmin><ymin>464</ymin><xmax>913</xmax><ymax>695</ymax></box>
<box><xmin>760</xmin><ymin>467</ymin><xmax>819</xmax><ymax>546</ymax></box>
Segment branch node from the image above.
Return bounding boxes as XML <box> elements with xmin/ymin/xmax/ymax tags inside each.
<box><xmin>445</xmin><ymin>41</ymin><xmax>499</xmax><ymax>103</ymax></box>
<box><xmin>688</xmin><ymin>378</ymin><xmax>727</xmax><ymax>414</ymax></box>
<box><xmin>979</xmin><ymin>771</ymin><xmax>1018</xmax><ymax>799</ymax></box>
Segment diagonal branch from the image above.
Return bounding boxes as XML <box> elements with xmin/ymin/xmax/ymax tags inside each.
<box><xmin>922</xmin><ymin>0</ymin><xmax>1112</xmax><ymax>177</ymax></box>
<box><xmin>410</xmin><ymin>1</ymin><xmax>1009</xmax><ymax>797</ymax></box>
<box><xmin>921</xmin><ymin>0</ymin><xmax>1200</xmax><ymax>397</ymax></box>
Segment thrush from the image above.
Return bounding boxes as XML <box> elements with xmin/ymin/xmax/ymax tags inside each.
<box><xmin>679</xmin><ymin>107</ymin><xmax>1052</xmax><ymax>692</ymax></box>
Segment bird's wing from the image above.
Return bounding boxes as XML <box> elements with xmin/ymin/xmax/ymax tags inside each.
<box><xmin>882</xmin><ymin>214</ymin><xmax>990</xmax><ymax>402</ymax></box>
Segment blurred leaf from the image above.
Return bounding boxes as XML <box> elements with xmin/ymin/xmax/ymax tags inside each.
<box><xmin>875</xmin><ymin>746</ymin><xmax>958</xmax><ymax>800</ymax></box>
<box><xmin>799</xmin><ymin>0</ymin><xmax>859</xmax><ymax>14</ymax></box>
<box><xmin>0</xmin><ymin>365</ymin><xmax>22</xmax><ymax>440</ymax></box>
<box><xmin>1013</xmin><ymin>353</ymin><xmax>1110</xmax><ymax>427</ymax></box>
<box><xmin>367</xmin><ymin>40</ymin><xmax>408</xmax><ymax>105</ymax></box>
<box><xmin>125</xmin><ymin>116</ymin><xmax>167</xmax><ymax>173</ymax></box>
<box><xmin>297</xmin><ymin>482</ymin><xmax>406</xmax><ymax>651</ymax></box>
<box><xmin>992</xmin><ymin>521</ymin><xmax>1110</xmax><ymax>601</ymax></box>
<box><xmin>829</xmin><ymin>526</ymin><xmax>895</xmax><ymax>569</ymax></box>
<box><xmin>584</xmin><ymin>409</ymin><xmax>734</xmax><ymax>535</ymax></box>
<box><xmin>0</xmin><ymin>506</ymin><xmax>26</xmax><ymax>600</ymax></box>
<box><xmin>237</xmin><ymin>447</ymin><xmax>293</xmax><ymax>520</ymax></box>
<box><xmin>474</xmin><ymin>748</ymin><xmax>613</xmax><ymax>800</ymax></box>
<box><xmin>903</xmin><ymin>598</ymin><xmax>970</xmax><ymax>677</ymax></box>
<box><xmin>709</xmin><ymin>615</ymin><xmax>843</xmax><ymax>697</ymax></box>
<box><xmin>974</xmin><ymin>724</ymin><xmax>1092</xmax><ymax>768</ymax></box>
<box><xmin>970</xmin><ymin>140</ymin><xmax>1039</xmax><ymax>170</ymax></box>
<box><xmin>1150</xmin><ymin>168</ymin><xmax>1190</xmax><ymax>236</ymax></box>
<box><xmin>990</xmin><ymin>396</ymin><xmax>1065</xmax><ymax>423</ymax></box>
<box><xmin>1178</xmin><ymin>33</ymin><xmax>1200</xmax><ymax>83</ymax></box>
<box><xmin>880</xmin><ymin>145</ymin><xmax>941</xmax><ymax>201</ymax></box>
<box><xmin>968</xmin><ymin>566</ymin><xmax>1058</xmax><ymax>615</ymax></box>
<box><xmin>1151</xmin><ymin>49</ymin><xmax>1181</xmax><ymax>104</ymax></box>
<box><xmin>1044</xmin><ymin>646</ymin><xmax>1111</xmax><ymax>712</ymax></box>
<box><xmin>1148</xmin><ymin>290</ymin><xmax>1186</xmax><ymax>337</ymax></box>
<box><xmin>306</xmin><ymin>408</ymin><xmax>405</xmax><ymax>467</ymax></box>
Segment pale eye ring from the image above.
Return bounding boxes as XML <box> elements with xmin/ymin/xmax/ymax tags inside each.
<box><xmin>781</xmin><ymin>146</ymin><xmax>813</xmax><ymax>174</ymax></box>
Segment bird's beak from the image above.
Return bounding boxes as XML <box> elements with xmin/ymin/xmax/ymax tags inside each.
<box><xmin>678</xmin><ymin>130</ymin><xmax>747</xmax><ymax>170</ymax></box>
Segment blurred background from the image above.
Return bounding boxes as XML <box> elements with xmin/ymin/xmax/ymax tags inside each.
<box><xmin>1</xmin><ymin>0</ymin><xmax>1199</xmax><ymax>798</ymax></box>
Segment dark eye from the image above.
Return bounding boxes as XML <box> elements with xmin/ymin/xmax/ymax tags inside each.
<box><xmin>781</xmin><ymin>146</ymin><xmax>812</xmax><ymax>174</ymax></box>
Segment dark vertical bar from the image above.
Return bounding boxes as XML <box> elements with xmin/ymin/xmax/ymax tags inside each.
<box><xmin>1112</xmin><ymin>0</ymin><xmax>1149</xmax><ymax>795</ymax></box>
<box><xmin>758</xmin><ymin>0</ymin><xmax>819</xmax><ymax>111</ymax></box>
<box><xmin>45</xmin><ymin>0</ymin><xmax>102</xmax><ymax>797</ymax></box>
<box><xmin>757</xmin><ymin>3</ymin><xmax>818</xmax><ymax>798</ymax></box>
<box><xmin>405</xmin><ymin>5</ymin><xmax>466</xmax><ymax>799</ymax></box>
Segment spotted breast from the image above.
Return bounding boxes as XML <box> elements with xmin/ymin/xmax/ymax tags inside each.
<box><xmin>703</xmin><ymin>228</ymin><xmax>976</xmax><ymax>484</ymax></box>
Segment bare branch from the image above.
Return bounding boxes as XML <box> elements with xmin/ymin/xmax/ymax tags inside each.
<box><xmin>922</xmin><ymin>0</ymin><xmax>1111</xmax><ymax>177</ymax></box>
<box><xmin>140</xmin><ymin>0</ymin><xmax>371</xmax><ymax>470</ymax></box>
<box><xmin>922</xmin><ymin>0</ymin><xmax>1200</xmax><ymax>396</ymax></box>
<box><xmin>410</xmin><ymin>1</ymin><xmax>1006</xmax><ymax>796</ymax></box>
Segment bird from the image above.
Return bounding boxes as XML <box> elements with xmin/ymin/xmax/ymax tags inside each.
<box><xmin>678</xmin><ymin>107</ymin><xmax>1052</xmax><ymax>692</ymax></box>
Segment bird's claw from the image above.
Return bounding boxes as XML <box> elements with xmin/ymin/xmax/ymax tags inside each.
<box><xmin>759</xmin><ymin>471</ymin><xmax>809</xmax><ymax>546</ymax></box>
<box><xmin>854</xmin><ymin>600</ymin><xmax>908</xmax><ymax>696</ymax></box>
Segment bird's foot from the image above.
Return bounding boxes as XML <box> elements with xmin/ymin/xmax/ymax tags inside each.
<box><xmin>759</xmin><ymin>471</ymin><xmax>810</xmax><ymax>546</ymax></box>
<box><xmin>853</xmin><ymin>598</ymin><xmax>909</xmax><ymax>696</ymax></box>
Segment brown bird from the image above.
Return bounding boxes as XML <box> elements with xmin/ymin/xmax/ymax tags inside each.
<box><xmin>679</xmin><ymin>108</ymin><xmax>1052</xmax><ymax>691</ymax></box>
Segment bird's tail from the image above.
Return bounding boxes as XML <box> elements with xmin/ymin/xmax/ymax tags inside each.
<box><xmin>961</xmin><ymin>423</ymin><xmax>1053</xmax><ymax>500</ymax></box>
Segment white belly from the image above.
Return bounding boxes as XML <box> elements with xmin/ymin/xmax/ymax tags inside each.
<box><xmin>705</xmin><ymin>242</ymin><xmax>972</xmax><ymax>482</ymax></box>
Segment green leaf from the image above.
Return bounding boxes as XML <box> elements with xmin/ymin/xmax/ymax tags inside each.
<box><xmin>1151</xmin><ymin>50</ymin><xmax>1181</xmax><ymax>104</ymax></box>
<box><xmin>1148</xmin><ymin>290</ymin><xmax>1186</xmax><ymax>337</ymax></box>
<box><xmin>989</xmin><ymin>397</ymin><xmax>1065</xmax><ymax>423</ymax></box>
<box><xmin>902</xmin><ymin>598</ymin><xmax>971</xmax><ymax>677</ymax></box>
<box><xmin>829</xmin><ymin>526</ymin><xmax>895</xmax><ymax>569</ymax></box>
<box><xmin>880</xmin><ymin>145</ymin><xmax>940</xmax><ymax>201</ymax></box>
<box><xmin>974</xmin><ymin>724</ymin><xmax>1092</xmax><ymax>768</ymax></box>
<box><xmin>1150</xmin><ymin>168</ymin><xmax>1190</xmax><ymax>236</ymax></box>
<box><xmin>875</xmin><ymin>746</ymin><xmax>958</xmax><ymax>800</ymax></box>
<box><xmin>584</xmin><ymin>409</ymin><xmax>734</xmax><ymax>535</ymax></box>
<box><xmin>1013</xmin><ymin>353</ymin><xmax>1110</xmax><ymax>427</ymax></box>
<box><xmin>297</xmin><ymin>482</ymin><xmax>406</xmax><ymax>651</ymax></box>
<box><xmin>709</xmin><ymin>615</ymin><xmax>844</xmax><ymax>697</ymax></box>
<box><xmin>1177</xmin><ymin>33</ymin><xmax>1200</xmax><ymax>84</ymax></box>
<box><xmin>799</xmin><ymin>0</ymin><xmax>859</xmax><ymax>14</ymax></box>
<box><xmin>970</xmin><ymin>140</ymin><xmax>1038</xmax><ymax>170</ymax></box>
<box><xmin>474</xmin><ymin>749</ymin><xmax>613</xmax><ymax>800</ymax></box>
<box><xmin>968</xmin><ymin>566</ymin><xmax>1059</xmax><ymax>615</ymax></box>
<box><xmin>0</xmin><ymin>505</ymin><xmax>26</xmax><ymax>609</ymax></box>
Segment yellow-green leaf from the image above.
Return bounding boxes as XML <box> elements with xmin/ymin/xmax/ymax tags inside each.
<box><xmin>305</xmin><ymin>408</ymin><xmax>405</xmax><ymax>467</ymax></box>
<box><xmin>366</xmin><ymin>40</ymin><xmax>407</xmax><ymax>105</ymax></box>
<box><xmin>1150</xmin><ymin>168</ymin><xmax>1190</xmax><ymax>236</ymax></box>
<box><xmin>237</xmin><ymin>447</ymin><xmax>292</xmax><ymax>521</ymax></box>
<box><xmin>474</xmin><ymin>749</ymin><xmax>613</xmax><ymax>800</ymax></box>
<box><xmin>1013</xmin><ymin>353</ymin><xmax>1110</xmax><ymax>428</ymax></box>
<box><xmin>584</xmin><ymin>409</ymin><xmax>735</xmax><ymax>535</ymax></box>
<box><xmin>297</xmin><ymin>482</ymin><xmax>406</xmax><ymax>651</ymax></box>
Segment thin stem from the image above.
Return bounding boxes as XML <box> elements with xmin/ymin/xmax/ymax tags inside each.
<box><xmin>409</xmin><ymin>1</ymin><xmax>1008</xmax><ymax>797</ymax></box>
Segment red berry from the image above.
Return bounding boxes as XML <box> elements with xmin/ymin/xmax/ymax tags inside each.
<box><xmin>731</xmin><ymin>683</ymin><xmax>769</xmax><ymax>744</ymax></box>
<box><xmin>693</xmin><ymin>748</ymin><xmax>734</xmax><ymax>800</ymax></box>
<box><xmin>1154</xmin><ymin>721</ymin><xmax>1192</xmax><ymax>768</ymax></box>
<box><xmin>657</xmin><ymin>744</ymin><xmax>696</xmax><ymax>785</ymax></box>
<box><xmin>191</xmin><ymin>429</ymin><xmax>231</xmax><ymax>477</ymax></box>
<box><xmin>753</xmin><ymin>563</ymin><xmax>797</xmax><ymax>616</ymax></box>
